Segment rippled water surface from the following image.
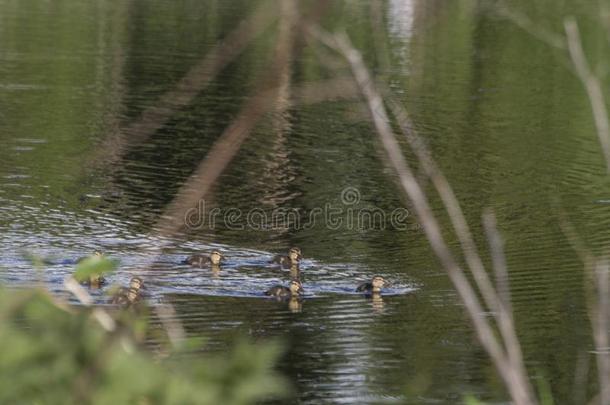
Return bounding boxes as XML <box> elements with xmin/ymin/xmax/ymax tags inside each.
<box><xmin>2</xmin><ymin>0</ymin><xmax>609</xmax><ymax>403</ymax></box>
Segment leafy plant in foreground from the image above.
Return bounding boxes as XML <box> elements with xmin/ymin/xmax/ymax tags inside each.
<box><xmin>0</xmin><ymin>286</ymin><xmax>287</xmax><ymax>405</ymax></box>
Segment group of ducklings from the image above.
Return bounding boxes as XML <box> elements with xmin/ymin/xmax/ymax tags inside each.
<box><xmin>76</xmin><ymin>247</ymin><xmax>388</xmax><ymax>307</ymax></box>
<box><xmin>76</xmin><ymin>251</ymin><xmax>144</xmax><ymax>307</ymax></box>
<box><xmin>184</xmin><ymin>246</ymin><xmax>388</xmax><ymax>299</ymax></box>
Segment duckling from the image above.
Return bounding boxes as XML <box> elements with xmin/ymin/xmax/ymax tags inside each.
<box><xmin>82</xmin><ymin>273</ymin><xmax>106</xmax><ymax>288</ymax></box>
<box><xmin>356</xmin><ymin>275</ymin><xmax>386</xmax><ymax>294</ymax></box>
<box><xmin>270</xmin><ymin>247</ymin><xmax>302</xmax><ymax>268</ymax></box>
<box><xmin>265</xmin><ymin>280</ymin><xmax>303</xmax><ymax>298</ymax></box>
<box><xmin>110</xmin><ymin>277</ymin><xmax>144</xmax><ymax>306</ymax></box>
<box><xmin>183</xmin><ymin>250</ymin><xmax>224</xmax><ymax>268</ymax></box>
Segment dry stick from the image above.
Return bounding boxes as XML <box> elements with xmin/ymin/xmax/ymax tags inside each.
<box><xmin>495</xmin><ymin>3</ymin><xmax>566</xmax><ymax>50</ymax></box>
<box><xmin>155</xmin><ymin>304</ymin><xmax>186</xmax><ymax>347</ymax></box>
<box><xmin>153</xmin><ymin>89</ymin><xmax>279</xmax><ymax>238</ymax></box>
<box><xmin>565</xmin><ymin>18</ymin><xmax>610</xmax><ymax>173</ymax></box>
<box><xmin>384</xmin><ymin>96</ymin><xmax>507</xmax><ymax>313</ymax></box>
<box><xmin>141</xmin><ymin>2</ymin><xmax>301</xmax><ymax>348</ymax></box>
<box><xmin>111</xmin><ymin>76</ymin><xmax>355</xmax><ymax>246</ymax></box>
<box><xmin>310</xmin><ymin>23</ymin><xmax>532</xmax><ymax>402</ymax></box>
<box><xmin>360</xmin><ymin>5</ymin><xmax>520</xmax><ymax>357</ymax></box>
<box><xmin>362</xmin><ymin>7</ymin><xmax>529</xmax><ymax>388</ymax></box>
<box><xmin>308</xmin><ymin>24</ymin><xmax>510</xmax><ymax>331</ymax></box>
<box><xmin>384</xmin><ymin>94</ymin><xmax>528</xmax><ymax>387</ymax></box>
<box><xmin>557</xmin><ymin>210</ymin><xmax>610</xmax><ymax>405</ymax></box>
<box><xmin>121</xmin><ymin>76</ymin><xmax>358</xmax><ymax>275</ymax></box>
<box><xmin>92</xmin><ymin>1</ymin><xmax>278</xmax><ymax>167</ymax></box>
<box><xmin>594</xmin><ymin>259</ymin><xmax>610</xmax><ymax>405</ymax></box>
<box><xmin>310</xmin><ymin>27</ymin><xmax>537</xmax><ymax>405</ymax></box>
<box><xmin>502</xmin><ymin>12</ymin><xmax>610</xmax><ymax>173</ymax></box>
<box><xmin>556</xmin><ymin>208</ymin><xmax>596</xmax><ymax>267</ymax></box>
<box><xmin>481</xmin><ymin>210</ymin><xmax>530</xmax><ymax>386</ymax></box>
<box><xmin>482</xmin><ymin>212</ymin><xmax>513</xmax><ymax>321</ymax></box>
<box><xmin>129</xmin><ymin>75</ymin><xmax>276</xmax><ymax>349</ymax></box>
<box><xmin>153</xmin><ymin>3</ymin><xmax>298</xmax><ymax>240</ymax></box>
<box><xmin>64</xmin><ymin>277</ymin><xmax>116</xmax><ymax>332</ymax></box>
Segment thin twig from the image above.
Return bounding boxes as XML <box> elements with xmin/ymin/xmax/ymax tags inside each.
<box><xmin>383</xmin><ymin>90</ymin><xmax>511</xmax><ymax>323</ymax></box>
<box><xmin>384</xmin><ymin>87</ymin><xmax>532</xmax><ymax>405</ymax></box>
<box><xmin>482</xmin><ymin>210</ymin><xmax>528</xmax><ymax>381</ymax></box>
<box><xmin>482</xmin><ymin>212</ymin><xmax>513</xmax><ymax>319</ymax></box>
<box><xmin>557</xmin><ymin>207</ymin><xmax>610</xmax><ymax>405</ymax></box>
<box><xmin>376</xmin><ymin>82</ymin><xmax>533</xmax><ymax>388</ymax></box>
<box><xmin>594</xmin><ymin>259</ymin><xmax>610</xmax><ymax>405</ymax></box>
<box><xmin>153</xmin><ymin>1</ymin><xmax>299</xmax><ymax>240</ymax></box>
<box><xmin>495</xmin><ymin>3</ymin><xmax>566</xmax><ymax>50</ymax></box>
<box><xmin>309</xmin><ymin>26</ymin><xmax>537</xmax><ymax>405</ymax></box>
<box><xmin>64</xmin><ymin>277</ymin><xmax>116</xmax><ymax>332</ymax></box>
<box><xmin>131</xmin><ymin>2</ymin><xmax>301</xmax><ymax>350</ymax></box>
<box><xmin>565</xmin><ymin>18</ymin><xmax>610</xmax><ymax>173</ymax></box>
<box><xmin>155</xmin><ymin>304</ymin><xmax>186</xmax><ymax>347</ymax></box>
<box><xmin>92</xmin><ymin>1</ymin><xmax>278</xmax><ymax>168</ymax></box>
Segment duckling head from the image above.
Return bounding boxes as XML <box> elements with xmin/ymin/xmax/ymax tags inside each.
<box><xmin>129</xmin><ymin>276</ymin><xmax>143</xmax><ymax>290</ymax></box>
<box><xmin>371</xmin><ymin>275</ymin><xmax>386</xmax><ymax>292</ymax></box>
<box><xmin>289</xmin><ymin>247</ymin><xmax>302</xmax><ymax>263</ymax></box>
<box><xmin>210</xmin><ymin>250</ymin><xmax>224</xmax><ymax>265</ymax></box>
<box><xmin>93</xmin><ymin>251</ymin><xmax>103</xmax><ymax>258</ymax></box>
<box><xmin>289</xmin><ymin>280</ymin><xmax>303</xmax><ymax>295</ymax></box>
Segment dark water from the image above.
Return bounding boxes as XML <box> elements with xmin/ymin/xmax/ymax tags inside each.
<box><xmin>1</xmin><ymin>0</ymin><xmax>609</xmax><ymax>402</ymax></box>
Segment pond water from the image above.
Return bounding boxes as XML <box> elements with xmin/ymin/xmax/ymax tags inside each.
<box><xmin>1</xmin><ymin>0</ymin><xmax>609</xmax><ymax>403</ymax></box>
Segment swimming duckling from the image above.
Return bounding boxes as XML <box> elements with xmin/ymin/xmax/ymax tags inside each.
<box><xmin>183</xmin><ymin>250</ymin><xmax>224</xmax><ymax>268</ymax></box>
<box><xmin>265</xmin><ymin>280</ymin><xmax>303</xmax><ymax>298</ymax></box>
<box><xmin>82</xmin><ymin>273</ymin><xmax>106</xmax><ymax>288</ymax></box>
<box><xmin>110</xmin><ymin>277</ymin><xmax>144</xmax><ymax>306</ymax></box>
<box><xmin>270</xmin><ymin>247</ymin><xmax>302</xmax><ymax>268</ymax></box>
<box><xmin>356</xmin><ymin>276</ymin><xmax>386</xmax><ymax>294</ymax></box>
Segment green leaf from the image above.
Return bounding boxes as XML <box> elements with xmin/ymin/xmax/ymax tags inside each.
<box><xmin>73</xmin><ymin>255</ymin><xmax>118</xmax><ymax>283</ymax></box>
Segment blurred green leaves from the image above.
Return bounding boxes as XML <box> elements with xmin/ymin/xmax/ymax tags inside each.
<box><xmin>0</xmin><ymin>287</ymin><xmax>287</xmax><ymax>404</ymax></box>
<box><xmin>72</xmin><ymin>254</ymin><xmax>117</xmax><ymax>284</ymax></box>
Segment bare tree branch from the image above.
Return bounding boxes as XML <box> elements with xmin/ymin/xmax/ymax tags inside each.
<box><xmin>64</xmin><ymin>277</ymin><xmax>116</xmax><ymax>332</ymax></box>
<box><xmin>495</xmin><ymin>3</ymin><xmax>566</xmax><ymax>50</ymax></box>
<box><xmin>594</xmin><ymin>259</ymin><xmax>610</xmax><ymax>405</ymax></box>
<box><xmin>92</xmin><ymin>1</ymin><xmax>278</xmax><ymax>169</ymax></box>
<box><xmin>558</xmin><ymin>208</ymin><xmax>610</xmax><ymax>405</ymax></box>
<box><xmin>308</xmin><ymin>25</ymin><xmax>537</xmax><ymax>405</ymax></box>
<box><xmin>565</xmin><ymin>18</ymin><xmax>610</xmax><ymax>173</ymax></box>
